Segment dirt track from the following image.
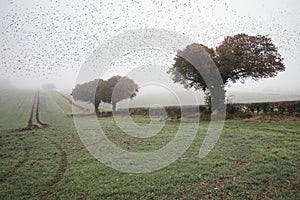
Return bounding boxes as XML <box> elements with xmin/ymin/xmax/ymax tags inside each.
<box><xmin>36</xmin><ymin>92</ymin><xmax>48</xmax><ymax>127</ymax></box>
<box><xmin>2</xmin><ymin>91</ymin><xmax>68</xmax><ymax>196</ymax></box>
<box><xmin>13</xmin><ymin>91</ymin><xmax>48</xmax><ymax>131</ymax></box>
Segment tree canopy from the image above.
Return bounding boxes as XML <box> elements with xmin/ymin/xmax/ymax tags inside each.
<box><xmin>72</xmin><ymin>76</ymin><xmax>138</xmax><ymax>113</ymax></box>
<box><xmin>71</xmin><ymin>79</ymin><xmax>100</xmax><ymax>107</ymax></box>
<box><xmin>215</xmin><ymin>34</ymin><xmax>285</xmax><ymax>84</ymax></box>
<box><xmin>169</xmin><ymin>33</ymin><xmax>285</xmax><ymax>110</ymax></box>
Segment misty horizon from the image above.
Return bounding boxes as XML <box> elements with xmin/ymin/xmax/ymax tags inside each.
<box><xmin>1</xmin><ymin>0</ymin><xmax>299</xmax><ymax>96</ymax></box>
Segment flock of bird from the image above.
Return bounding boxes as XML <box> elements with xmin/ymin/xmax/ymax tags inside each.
<box><xmin>1</xmin><ymin>0</ymin><xmax>299</xmax><ymax>82</ymax></box>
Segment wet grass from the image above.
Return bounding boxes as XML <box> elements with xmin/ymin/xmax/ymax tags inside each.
<box><xmin>0</xmin><ymin>89</ymin><xmax>299</xmax><ymax>199</ymax></box>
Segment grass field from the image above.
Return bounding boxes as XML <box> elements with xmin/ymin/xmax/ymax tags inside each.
<box><xmin>0</xmin><ymin>89</ymin><xmax>299</xmax><ymax>199</ymax></box>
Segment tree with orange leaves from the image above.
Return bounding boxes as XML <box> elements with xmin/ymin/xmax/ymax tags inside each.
<box><xmin>169</xmin><ymin>33</ymin><xmax>285</xmax><ymax>112</ymax></box>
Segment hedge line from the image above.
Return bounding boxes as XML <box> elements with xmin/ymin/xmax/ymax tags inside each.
<box><xmin>121</xmin><ymin>100</ymin><xmax>300</xmax><ymax>119</ymax></box>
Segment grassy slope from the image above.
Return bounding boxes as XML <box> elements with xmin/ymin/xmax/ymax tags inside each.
<box><xmin>0</xmin><ymin>89</ymin><xmax>299</xmax><ymax>199</ymax></box>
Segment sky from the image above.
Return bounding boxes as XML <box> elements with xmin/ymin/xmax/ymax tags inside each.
<box><xmin>0</xmin><ymin>0</ymin><xmax>299</xmax><ymax>94</ymax></box>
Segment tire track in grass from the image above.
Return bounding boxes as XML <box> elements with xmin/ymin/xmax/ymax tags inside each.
<box><xmin>47</xmin><ymin>92</ymin><xmax>70</xmax><ymax>115</ymax></box>
<box><xmin>36</xmin><ymin>92</ymin><xmax>49</xmax><ymax>127</ymax></box>
<box><xmin>41</xmin><ymin>136</ymin><xmax>68</xmax><ymax>199</ymax></box>
<box><xmin>1</xmin><ymin>92</ymin><xmax>49</xmax><ymax>181</ymax></box>
<box><xmin>55</xmin><ymin>91</ymin><xmax>91</xmax><ymax>112</ymax></box>
<box><xmin>1</xmin><ymin>91</ymin><xmax>68</xmax><ymax>197</ymax></box>
<box><xmin>27</xmin><ymin>92</ymin><xmax>39</xmax><ymax>129</ymax></box>
<box><xmin>0</xmin><ymin>92</ymin><xmax>40</xmax><ymax>183</ymax></box>
<box><xmin>35</xmin><ymin>92</ymin><xmax>68</xmax><ymax>190</ymax></box>
<box><xmin>35</xmin><ymin>92</ymin><xmax>68</xmax><ymax>198</ymax></box>
<box><xmin>6</xmin><ymin>91</ymin><xmax>51</xmax><ymax>132</ymax></box>
<box><xmin>5</xmin><ymin>92</ymin><xmax>40</xmax><ymax>133</ymax></box>
<box><xmin>0</xmin><ymin>91</ymin><xmax>37</xmax><ymax>183</ymax></box>
<box><xmin>0</xmin><ymin>136</ymin><xmax>31</xmax><ymax>184</ymax></box>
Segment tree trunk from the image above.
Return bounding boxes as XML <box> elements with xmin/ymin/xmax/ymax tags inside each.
<box><xmin>94</xmin><ymin>103</ymin><xmax>100</xmax><ymax>116</ymax></box>
<box><xmin>209</xmin><ymin>86</ymin><xmax>226</xmax><ymax>119</ymax></box>
<box><xmin>112</xmin><ymin>101</ymin><xmax>116</xmax><ymax>112</ymax></box>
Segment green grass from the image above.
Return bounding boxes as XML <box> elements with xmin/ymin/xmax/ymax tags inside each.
<box><xmin>0</xmin><ymin>89</ymin><xmax>299</xmax><ymax>199</ymax></box>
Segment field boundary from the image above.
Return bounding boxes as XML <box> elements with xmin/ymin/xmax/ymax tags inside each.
<box><xmin>55</xmin><ymin>91</ymin><xmax>91</xmax><ymax>112</ymax></box>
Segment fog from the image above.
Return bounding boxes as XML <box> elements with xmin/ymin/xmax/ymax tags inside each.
<box><xmin>1</xmin><ymin>0</ymin><xmax>299</xmax><ymax>95</ymax></box>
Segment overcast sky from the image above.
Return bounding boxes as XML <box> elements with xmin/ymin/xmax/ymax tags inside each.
<box><xmin>0</xmin><ymin>0</ymin><xmax>299</xmax><ymax>94</ymax></box>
